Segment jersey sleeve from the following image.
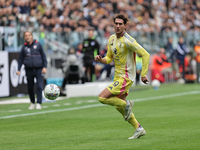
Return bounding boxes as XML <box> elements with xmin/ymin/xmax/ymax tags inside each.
<box><xmin>126</xmin><ymin>38</ymin><xmax>150</xmax><ymax>77</ymax></box>
<box><xmin>104</xmin><ymin>38</ymin><xmax>113</xmax><ymax>64</ymax></box>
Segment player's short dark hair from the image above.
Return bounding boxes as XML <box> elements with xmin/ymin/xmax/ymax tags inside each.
<box><xmin>113</xmin><ymin>14</ymin><xmax>129</xmax><ymax>25</ymax></box>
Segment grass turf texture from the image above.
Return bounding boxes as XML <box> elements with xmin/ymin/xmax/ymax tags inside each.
<box><xmin>0</xmin><ymin>83</ymin><xmax>200</xmax><ymax>150</ymax></box>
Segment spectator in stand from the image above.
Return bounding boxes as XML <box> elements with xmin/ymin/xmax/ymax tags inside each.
<box><xmin>165</xmin><ymin>37</ymin><xmax>180</xmax><ymax>77</ymax></box>
<box><xmin>19</xmin><ymin>0</ymin><xmax>30</xmax><ymax>14</ymax></box>
<box><xmin>0</xmin><ymin>0</ymin><xmax>199</xmax><ymax>36</ymax></box>
<box><xmin>176</xmin><ymin>37</ymin><xmax>190</xmax><ymax>80</ymax></box>
<box><xmin>37</xmin><ymin>1</ymin><xmax>46</xmax><ymax>15</ymax></box>
<box><xmin>184</xmin><ymin>54</ymin><xmax>197</xmax><ymax>83</ymax></box>
<box><xmin>151</xmin><ymin>47</ymin><xmax>172</xmax><ymax>83</ymax></box>
<box><xmin>2</xmin><ymin>0</ymin><xmax>200</xmax><ymax>64</ymax></box>
<box><xmin>76</xmin><ymin>43</ymin><xmax>83</xmax><ymax>54</ymax></box>
<box><xmin>194</xmin><ymin>40</ymin><xmax>200</xmax><ymax>83</ymax></box>
<box><xmin>75</xmin><ymin>43</ymin><xmax>85</xmax><ymax>65</ymax></box>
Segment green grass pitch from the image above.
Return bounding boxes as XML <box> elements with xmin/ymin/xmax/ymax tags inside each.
<box><xmin>0</xmin><ymin>83</ymin><xmax>200</xmax><ymax>150</ymax></box>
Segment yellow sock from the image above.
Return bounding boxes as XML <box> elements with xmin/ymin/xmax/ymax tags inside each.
<box><xmin>99</xmin><ymin>97</ymin><xmax>127</xmax><ymax>107</ymax></box>
<box><xmin>128</xmin><ymin>113</ymin><xmax>139</xmax><ymax>129</ymax></box>
<box><xmin>115</xmin><ymin>106</ymin><xmax>139</xmax><ymax>129</ymax></box>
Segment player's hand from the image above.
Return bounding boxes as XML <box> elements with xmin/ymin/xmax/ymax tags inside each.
<box><xmin>16</xmin><ymin>71</ymin><xmax>20</xmax><ymax>75</ymax></box>
<box><xmin>95</xmin><ymin>55</ymin><xmax>102</xmax><ymax>62</ymax></box>
<box><xmin>141</xmin><ymin>76</ymin><xmax>149</xmax><ymax>84</ymax></box>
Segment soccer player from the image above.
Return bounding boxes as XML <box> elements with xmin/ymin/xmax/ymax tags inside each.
<box><xmin>95</xmin><ymin>14</ymin><xmax>150</xmax><ymax>139</ymax></box>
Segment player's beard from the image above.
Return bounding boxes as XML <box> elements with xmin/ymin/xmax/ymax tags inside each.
<box><xmin>115</xmin><ymin>29</ymin><xmax>124</xmax><ymax>37</ymax></box>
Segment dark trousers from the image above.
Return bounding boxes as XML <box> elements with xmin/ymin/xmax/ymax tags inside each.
<box><xmin>84</xmin><ymin>62</ymin><xmax>95</xmax><ymax>82</ymax></box>
<box><xmin>26</xmin><ymin>68</ymin><xmax>44</xmax><ymax>104</ymax></box>
<box><xmin>197</xmin><ymin>62</ymin><xmax>200</xmax><ymax>83</ymax></box>
<box><xmin>177</xmin><ymin>56</ymin><xmax>185</xmax><ymax>79</ymax></box>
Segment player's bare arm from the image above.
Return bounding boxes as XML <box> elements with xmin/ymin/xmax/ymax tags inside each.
<box><xmin>95</xmin><ymin>55</ymin><xmax>107</xmax><ymax>64</ymax></box>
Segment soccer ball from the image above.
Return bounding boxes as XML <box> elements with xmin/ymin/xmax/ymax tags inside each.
<box><xmin>44</xmin><ymin>84</ymin><xmax>60</xmax><ymax>100</ymax></box>
<box><xmin>151</xmin><ymin>79</ymin><xmax>160</xmax><ymax>89</ymax></box>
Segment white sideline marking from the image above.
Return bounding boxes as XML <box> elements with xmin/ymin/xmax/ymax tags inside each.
<box><xmin>63</xmin><ymin>103</ymin><xmax>71</xmax><ymax>106</ymax></box>
<box><xmin>0</xmin><ymin>91</ymin><xmax>199</xmax><ymax>119</ymax></box>
<box><xmin>76</xmin><ymin>101</ymin><xmax>83</xmax><ymax>104</ymax></box>
<box><xmin>52</xmin><ymin>104</ymin><xmax>61</xmax><ymax>107</ymax></box>
<box><xmin>0</xmin><ymin>104</ymin><xmax>104</xmax><ymax>119</ymax></box>
<box><xmin>9</xmin><ymin>109</ymin><xmax>21</xmax><ymax>112</ymax></box>
<box><xmin>42</xmin><ymin>106</ymin><xmax>48</xmax><ymax>108</ymax></box>
<box><xmin>87</xmin><ymin>100</ymin><xmax>97</xmax><ymax>103</ymax></box>
<box><xmin>132</xmin><ymin>91</ymin><xmax>200</xmax><ymax>102</ymax></box>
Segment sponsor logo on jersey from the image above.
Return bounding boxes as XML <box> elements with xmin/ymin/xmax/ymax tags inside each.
<box><xmin>114</xmin><ymin>48</ymin><xmax>117</xmax><ymax>55</ymax></box>
<box><xmin>111</xmin><ymin>39</ymin><xmax>114</xmax><ymax>46</ymax></box>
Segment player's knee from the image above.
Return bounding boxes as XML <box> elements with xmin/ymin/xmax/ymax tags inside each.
<box><xmin>98</xmin><ymin>97</ymin><xmax>106</xmax><ymax>104</ymax></box>
<box><xmin>115</xmin><ymin>106</ymin><xmax>120</xmax><ymax>109</ymax></box>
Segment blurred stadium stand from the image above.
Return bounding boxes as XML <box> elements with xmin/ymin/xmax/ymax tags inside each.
<box><xmin>1</xmin><ymin>0</ymin><xmax>200</xmax><ymax>85</ymax></box>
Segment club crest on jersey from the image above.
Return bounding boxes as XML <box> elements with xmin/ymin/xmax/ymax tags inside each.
<box><xmin>111</xmin><ymin>39</ymin><xmax>114</xmax><ymax>46</ymax></box>
<box><xmin>114</xmin><ymin>48</ymin><xmax>117</xmax><ymax>55</ymax></box>
<box><xmin>33</xmin><ymin>45</ymin><xmax>37</xmax><ymax>49</ymax></box>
